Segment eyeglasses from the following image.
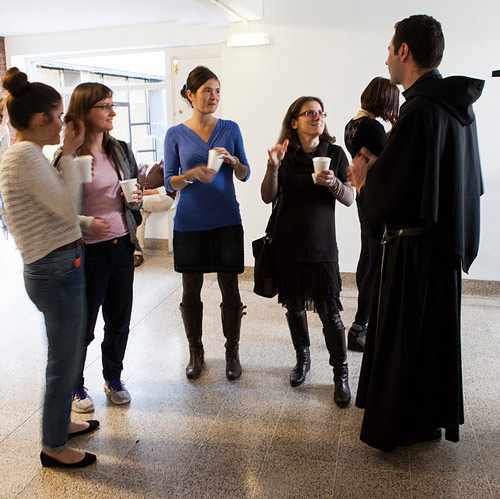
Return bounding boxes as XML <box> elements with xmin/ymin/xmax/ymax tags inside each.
<box><xmin>91</xmin><ymin>104</ymin><xmax>117</xmax><ymax>111</ymax></box>
<box><xmin>296</xmin><ymin>110</ymin><xmax>327</xmax><ymax>119</ymax></box>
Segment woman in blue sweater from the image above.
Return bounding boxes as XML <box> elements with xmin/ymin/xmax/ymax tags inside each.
<box><xmin>164</xmin><ymin>66</ymin><xmax>250</xmax><ymax>381</ymax></box>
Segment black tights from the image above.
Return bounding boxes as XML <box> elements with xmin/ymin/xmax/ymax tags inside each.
<box><xmin>285</xmin><ymin>297</ymin><xmax>340</xmax><ymax>325</ymax></box>
<box><xmin>182</xmin><ymin>272</ymin><xmax>241</xmax><ymax>308</ymax></box>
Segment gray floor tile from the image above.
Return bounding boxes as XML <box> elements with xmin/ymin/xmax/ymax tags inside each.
<box><xmin>333</xmin><ymin>467</ymin><xmax>412</xmax><ymax>498</ymax></box>
<box><xmin>410</xmin><ymin>471</ymin><xmax>493</xmax><ymax>498</ymax></box>
<box><xmin>254</xmin><ymin>454</ymin><xmax>336</xmax><ymax>499</ymax></box>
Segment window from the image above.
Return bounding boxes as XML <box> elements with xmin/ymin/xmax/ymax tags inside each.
<box><xmin>32</xmin><ymin>55</ymin><xmax>167</xmax><ymax>166</ymax></box>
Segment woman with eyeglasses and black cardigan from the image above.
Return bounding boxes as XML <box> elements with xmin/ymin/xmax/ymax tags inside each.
<box><xmin>261</xmin><ymin>96</ymin><xmax>354</xmax><ymax>407</ymax></box>
<box><xmin>60</xmin><ymin>82</ymin><xmax>143</xmax><ymax>413</ymax></box>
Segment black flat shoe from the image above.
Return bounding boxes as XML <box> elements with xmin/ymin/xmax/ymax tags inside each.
<box><xmin>69</xmin><ymin>420</ymin><xmax>100</xmax><ymax>439</ymax></box>
<box><xmin>40</xmin><ymin>451</ymin><xmax>97</xmax><ymax>468</ymax></box>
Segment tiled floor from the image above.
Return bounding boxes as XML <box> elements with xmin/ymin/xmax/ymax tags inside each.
<box><xmin>1</xmin><ymin>235</ymin><xmax>499</xmax><ymax>498</ymax></box>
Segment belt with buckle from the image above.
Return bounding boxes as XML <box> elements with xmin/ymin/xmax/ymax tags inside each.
<box><xmin>53</xmin><ymin>238</ymin><xmax>83</xmax><ymax>252</ymax></box>
<box><xmin>382</xmin><ymin>227</ymin><xmax>428</xmax><ymax>244</ymax></box>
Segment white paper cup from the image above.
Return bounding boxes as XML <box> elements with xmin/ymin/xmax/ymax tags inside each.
<box><xmin>74</xmin><ymin>155</ymin><xmax>93</xmax><ymax>183</ymax></box>
<box><xmin>207</xmin><ymin>149</ymin><xmax>224</xmax><ymax>172</ymax></box>
<box><xmin>119</xmin><ymin>178</ymin><xmax>138</xmax><ymax>203</ymax></box>
<box><xmin>313</xmin><ymin>156</ymin><xmax>331</xmax><ymax>173</ymax></box>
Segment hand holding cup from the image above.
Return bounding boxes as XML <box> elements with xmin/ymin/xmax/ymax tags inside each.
<box><xmin>119</xmin><ymin>178</ymin><xmax>140</xmax><ymax>203</ymax></box>
<box><xmin>312</xmin><ymin>156</ymin><xmax>331</xmax><ymax>184</ymax></box>
<box><xmin>207</xmin><ymin>149</ymin><xmax>224</xmax><ymax>172</ymax></box>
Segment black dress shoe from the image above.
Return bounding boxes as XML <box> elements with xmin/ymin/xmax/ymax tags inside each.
<box><xmin>289</xmin><ymin>347</ymin><xmax>311</xmax><ymax>387</ymax></box>
<box><xmin>69</xmin><ymin>420</ymin><xmax>100</xmax><ymax>439</ymax></box>
<box><xmin>40</xmin><ymin>451</ymin><xmax>97</xmax><ymax>468</ymax></box>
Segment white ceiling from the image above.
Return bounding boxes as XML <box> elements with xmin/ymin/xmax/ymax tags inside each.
<box><xmin>0</xmin><ymin>0</ymin><xmax>236</xmax><ymax>37</ymax></box>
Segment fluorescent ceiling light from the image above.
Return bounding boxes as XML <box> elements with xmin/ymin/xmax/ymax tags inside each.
<box><xmin>227</xmin><ymin>32</ymin><xmax>269</xmax><ymax>47</ymax></box>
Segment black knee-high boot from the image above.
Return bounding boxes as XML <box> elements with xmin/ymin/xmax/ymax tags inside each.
<box><xmin>321</xmin><ymin>313</ymin><xmax>351</xmax><ymax>407</ymax></box>
<box><xmin>285</xmin><ymin>310</ymin><xmax>311</xmax><ymax>387</ymax></box>
<box><xmin>221</xmin><ymin>303</ymin><xmax>246</xmax><ymax>380</ymax></box>
<box><xmin>180</xmin><ymin>302</ymin><xmax>204</xmax><ymax>379</ymax></box>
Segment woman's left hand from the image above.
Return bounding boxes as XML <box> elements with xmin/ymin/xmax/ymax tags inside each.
<box><xmin>213</xmin><ymin>147</ymin><xmax>237</xmax><ymax>167</ymax></box>
<box><xmin>314</xmin><ymin>169</ymin><xmax>335</xmax><ymax>187</ymax></box>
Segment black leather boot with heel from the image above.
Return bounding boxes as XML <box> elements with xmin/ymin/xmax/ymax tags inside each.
<box><xmin>180</xmin><ymin>302</ymin><xmax>204</xmax><ymax>379</ymax></box>
<box><xmin>321</xmin><ymin>312</ymin><xmax>351</xmax><ymax>407</ymax></box>
<box><xmin>221</xmin><ymin>303</ymin><xmax>246</xmax><ymax>380</ymax></box>
<box><xmin>286</xmin><ymin>310</ymin><xmax>311</xmax><ymax>387</ymax></box>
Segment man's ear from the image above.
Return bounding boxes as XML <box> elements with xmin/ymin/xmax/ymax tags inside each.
<box><xmin>399</xmin><ymin>42</ymin><xmax>410</xmax><ymax>62</ymax></box>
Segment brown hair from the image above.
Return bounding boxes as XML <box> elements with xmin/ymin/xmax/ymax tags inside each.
<box><xmin>2</xmin><ymin>67</ymin><xmax>61</xmax><ymax>131</ymax></box>
<box><xmin>277</xmin><ymin>96</ymin><xmax>335</xmax><ymax>150</ymax></box>
<box><xmin>393</xmin><ymin>15</ymin><xmax>444</xmax><ymax>70</ymax></box>
<box><xmin>180</xmin><ymin>66</ymin><xmax>219</xmax><ymax>108</ymax></box>
<box><xmin>66</xmin><ymin>82</ymin><xmax>113</xmax><ymax>156</ymax></box>
<box><xmin>360</xmin><ymin>77</ymin><xmax>400</xmax><ymax>125</ymax></box>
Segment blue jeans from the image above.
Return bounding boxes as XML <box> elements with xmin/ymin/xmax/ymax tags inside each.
<box><xmin>24</xmin><ymin>246</ymin><xmax>86</xmax><ymax>451</ymax></box>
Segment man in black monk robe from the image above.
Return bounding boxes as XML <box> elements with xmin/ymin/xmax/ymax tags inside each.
<box><xmin>349</xmin><ymin>15</ymin><xmax>484</xmax><ymax>452</ymax></box>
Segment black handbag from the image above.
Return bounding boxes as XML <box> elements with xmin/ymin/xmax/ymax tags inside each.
<box><xmin>252</xmin><ymin>195</ymin><xmax>280</xmax><ymax>298</ymax></box>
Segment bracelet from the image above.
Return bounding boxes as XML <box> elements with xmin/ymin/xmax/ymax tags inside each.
<box><xmin>232</xmin><ymin>156</ymin><xmax>240</xmax><ymax>167</ymax></box>
<box><xmin>181</xmin><ymin>174</ymin><xmax>193</xmax><ymax>185</ymax></box>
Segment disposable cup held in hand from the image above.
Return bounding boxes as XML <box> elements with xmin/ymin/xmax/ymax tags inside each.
<box><xmin>313</xmin><ymin>157</ymin><xmax>331</xmax><ymax>173</ymax></box>
<box><xmin>74</xmin><ymin>155</ymin><xmax>93</xmax><ymax>183</ymax></box>
<box><xmin>119</xmin><ymin>178</ymin><xmax>138</xmax><ymax>203</ymax></box>
<box><xmin>207</xmin><ymin>149</ymin><xmax>224</xmax><ymax>172</ymax></box>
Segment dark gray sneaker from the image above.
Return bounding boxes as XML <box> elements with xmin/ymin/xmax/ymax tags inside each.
<box><xmin>104</xmin><ymin>379</ymin><xmax>131</xmax><ymax>405</ymax></box>
<box><xmin>71</xmin><ymin>386</ymin><xmax>94</xmax><ymax>413</ymax></box>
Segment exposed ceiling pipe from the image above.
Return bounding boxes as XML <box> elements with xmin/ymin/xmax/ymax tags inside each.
<box><xmin>212</xmin><ymin>0</ymin><xmax>248</xmax><ymax>29</ymax></box>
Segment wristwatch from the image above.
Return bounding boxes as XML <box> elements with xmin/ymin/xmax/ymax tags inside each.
<box><xmin>181</xmin><ymin>174</ymin><xmax>193</xmax><ymax>185</ymax></box>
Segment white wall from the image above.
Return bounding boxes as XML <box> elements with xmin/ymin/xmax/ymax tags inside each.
<box><xmin>5</xmin><ymin>0</ymin><xmax>500</xmax><ymax>280</ymax></box>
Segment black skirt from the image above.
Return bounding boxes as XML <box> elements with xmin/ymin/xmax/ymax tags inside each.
<box><xmin>173</xmin><ymin>224</ymin><xmax>244</xmax><ymax>274</ymax></box>
<box><xmin>277</xmin><ymin>261</ymin><xmax>343</xmax><ymax>312</ymax></box>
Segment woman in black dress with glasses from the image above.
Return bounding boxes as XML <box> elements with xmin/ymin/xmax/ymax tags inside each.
<box><xmin>261</xmin><ymin>96</ymin><xmax>354</xmax><ymax>407</ymax></box>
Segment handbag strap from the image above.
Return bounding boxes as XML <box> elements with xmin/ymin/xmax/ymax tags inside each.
<box><xmin>265</xmin><ymin>188</ymin><xmax>281</xmax><ymax>236</ymax></box>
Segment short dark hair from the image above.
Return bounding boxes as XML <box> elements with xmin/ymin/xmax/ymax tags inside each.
<box><xmin>393</xmin><ymin>15</ymin><xmax>444</xmax><ymax>69</ymax></box>
<box><xmin>2</xmin><ymin>67</ymin><xmax>61</xmax><ymax>131</ymax></box>
<box><xmin>180</xmin><ymin>66</ymin><xmax>219</xmax><ymax>108</ymax></box>
<box><xmin>277</xmin><ymin>96</ymin><xmax>335</xmax><ymax>149</ymax></box>
<box><xmin>360</xmin><ymin>77</ymin><xmax>400</xmax><ymax>125</ymax></box>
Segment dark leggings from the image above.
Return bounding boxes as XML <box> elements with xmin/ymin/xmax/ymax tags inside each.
<box><xmin>285</xmin><ymin>297</ymin><xmax>340</xmax><ymax>324</ymax></box>
<box><xmin>182</xmin><ymin>272</ymin><xmax>241</xmax><ymax>308</ymax></box>
<box><xmin>355</xmin><ymin>234</ymin><xmax>383</xmax><ymax>326</ymax></box>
